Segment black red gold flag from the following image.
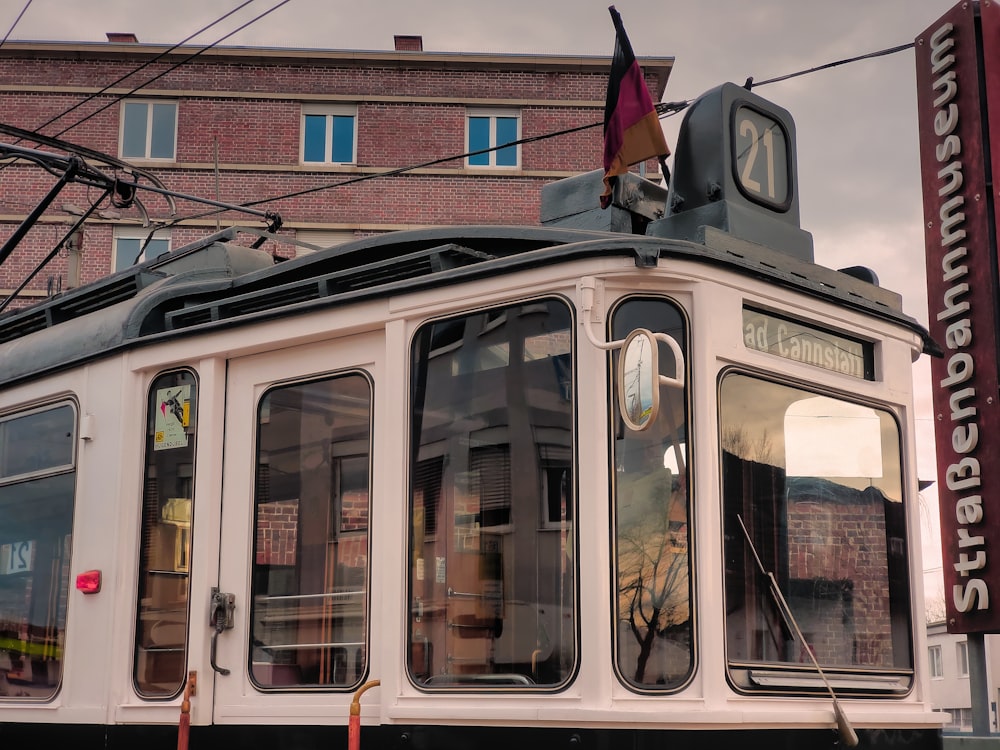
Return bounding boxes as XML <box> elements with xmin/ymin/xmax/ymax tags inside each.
<box><xmin>601</xmin><ymin>5</ymin><xmax>669</xmax><ymax>208</ymax></box>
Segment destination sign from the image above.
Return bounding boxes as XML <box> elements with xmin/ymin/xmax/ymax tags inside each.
<box><xmin>742</xmin><ymin>307</ymin><xmax>873</xmax><ymax>380</ymax></box>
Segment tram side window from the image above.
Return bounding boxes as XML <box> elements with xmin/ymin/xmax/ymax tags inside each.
<box><xmin>250</xmin><ymin>373</ymin><xmax>372</xmax><ymax>689</ymax></box>
<box><xmin>0</xmin><ymin>403</ymin><xmax>76</xmax><ymax>699</ymax></box>
<box><xmin>610</xmin><ymin>297</ymin><xmax>693</xmax><ymax>690</ymax></box>
<box><xmin>408</xmin><ymin>299</ymin><xmax>575</xmax><ymax>688</ymax></box>
<box><xmin>134</xmin><ymin>371</ymin><xmax>198</xmax><ymax>697</ymax></box>
<box><xmin>720</xmin><ymin>374</ymin><xmax>913</xmax><ymax>690</ymax></box>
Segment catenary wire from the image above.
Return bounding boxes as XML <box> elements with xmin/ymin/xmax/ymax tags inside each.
<box><xmin>158</xmin><ymin>39</ymin><xmax>916</xmax><ymax>228</ymax></box>
<box><xmin>33</xmin><ymin>0</ymin><xmax>260</xmax><ymax>135</ymax></box>
<box><xmin>52</xmin><ymin>0</ymin><xmax>293</xmax><ymax>139</ymax></box>
<box><xmin>1</xmin><ymin>38</ymin><xmax>917</xmax><ymax>237</ymax></box>
<box><xmin>0</xmin><ymin>0</ymin><xmax>32</xmax><ymax>51</ymax></box>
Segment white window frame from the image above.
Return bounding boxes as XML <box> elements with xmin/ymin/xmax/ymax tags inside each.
<box><xmin>119</xmin><ymin>100</ymin><xmax>178</xmax><ymax>161</ymax></box>
<box><xmin>957</xmin><ymin>640</ymin><xmax>969</xmax><ymax>677</ymax></box>
<box><xmin>300</xmin><ymin>103</ymin><xmax>357</xmax><ymax>165</ymax></box>
<box><xmin>928</xmin><ymin>644</ymin><xmax>943</xmax><ymax>678</ymax></box>
<box><xmin>113</xmin><ymin>227</ymin><xmax>171</xmax><ymax>272</ymax></box>
<box><xmin>465</xmin><ymin>108</ymin><xmax>521</xmax><ymax>169</ymax></box>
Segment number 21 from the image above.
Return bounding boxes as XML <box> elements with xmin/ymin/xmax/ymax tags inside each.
<box><xmin>739</xmin><ymin>118</ymin><xmax>776</xmax><ymax>200</ymax></box>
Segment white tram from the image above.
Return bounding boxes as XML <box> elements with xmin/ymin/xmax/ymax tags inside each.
<box><xmin>0</xmin><ymin>84</ymin><xmax>943</xmax><ymax>748</ymax></box>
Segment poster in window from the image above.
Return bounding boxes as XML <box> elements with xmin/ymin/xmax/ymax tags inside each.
<box><xmin>154</xmin><ymin>385</ymin><xmax>191</xmax><ymax>451</ymax></box>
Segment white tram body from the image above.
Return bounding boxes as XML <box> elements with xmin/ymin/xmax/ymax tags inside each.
<box><xmin>0</xmin><ymin>85</ymin><xmax>942</xmax><ymax>749</ymax></box>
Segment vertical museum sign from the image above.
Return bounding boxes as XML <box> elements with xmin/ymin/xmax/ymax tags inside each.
<box><xmin>917</xmin><ymin>0</ymin><xmax>1000</xmax><ymax>634</ymax></box>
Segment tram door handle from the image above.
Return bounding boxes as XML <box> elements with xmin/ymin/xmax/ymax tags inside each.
<box><xmin>209</xmin><ymin>587</ymin><xmax>236</xmax><ymax>676</ymax></box>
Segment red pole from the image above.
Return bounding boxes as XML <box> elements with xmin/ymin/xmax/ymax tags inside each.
<box><xmin>177</xmin><ymin>671</ymin><xmax>197</xmax><ymax>750</ymax></box>
<box><xmin>348</xmin><ymin>679</ymin><xmax>380</xmax><ymax>750</ymax></box>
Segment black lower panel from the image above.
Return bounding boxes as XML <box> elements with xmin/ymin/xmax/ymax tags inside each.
<box><xmin>0</xmin><ymin>723</ymin><xmax>943</xmax><ymax>750</ymax></box>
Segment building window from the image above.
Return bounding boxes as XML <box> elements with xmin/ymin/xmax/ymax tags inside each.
<box><xmin>134</xmin><ymin>370</ymin><xmax>197</xmax><ymax>697</ymax></box>
<box><xmin>611</xmin><ymin>296</ymin><xmax>692</xmax><ymax>690</ymax></box>
<box><xmin>957</xmin><ymin>641</ymin><xmax>969</xmax><ymax>677</ymax></box>
<box><xmin>250</xmin><ymin>372</ymin><xmax>372</xmax><ymax>689</ymax></box>
<box><xmin>0</xmin><ymin>403</ymin><xmax>76</xmax><ymax>700</ymax></box>
<box><xmin>113</xmin><ymin>228</ymin><xmax>170</xmax><ymax>271</ymax></box>
<box><xmin>720</xmin><ymin>374</ymin><xmax>913</xmax><ymax>692</ymax></box>
<box><xmin>946</xmin><ymin>707</ymin><xmax>973</xmax><ymax>732</ymax></box>
<box><xmin>929</xmin><ymin>645</ymin><xmax>943</xmax><ymax>678</ymax></box>
<box><xmin>302</xmin><ymin>105</ymin><xmax>356</xmax><ymax>164</ymax></box>
<box><xmin>467</xmin><ymin>109</ymin><xmax>520</xmax><ymax>168</ymax></box>
<box><xmin>407</xmin><ymin>299</ymin><xmax>575</xmax><ymax>687</ymax></box>
<box><xmin>121</xmin><ymin>100</ymin><xmax>177</xmax><ymax>160</ymax></box>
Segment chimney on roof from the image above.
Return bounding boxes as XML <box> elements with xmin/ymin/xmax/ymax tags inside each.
<box><xmin>106</xmin><ymin>32</ymin><xmax>138</xmax><ymax>43</ymax></box>
<box><xmin>394</xmin><ymin>35</ymin><xmax>423</xmax><ymax>52</ymax></box>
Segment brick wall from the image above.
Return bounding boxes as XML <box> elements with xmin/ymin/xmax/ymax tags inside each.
<box><xmin>787</xmin><ymin>491</ymin><xmax>892</xmax><ymax>666</ymax></box>
<box><xmin>0</xmin><ymin>44</ymin><xmax>669</xmax><ymax>304</ymax></box>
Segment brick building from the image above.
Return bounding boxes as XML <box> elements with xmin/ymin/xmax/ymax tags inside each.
<box><xmin>0</xmin><ymin>33</ymin><xmax>671</xmax><ymax>309</ymax></box>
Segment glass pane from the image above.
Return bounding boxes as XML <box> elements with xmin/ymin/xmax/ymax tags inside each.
<box><xmin>115</xmin><ymin>238</ymin><xmax>169</xmax><ymax>271</ymax></box>
<box><xmin>303</xmin><ymin>114</ymin><xmax>327</xmax><ymax>162</ymax></box>
<box><xmin>495</xmin><ymin>117</ymin><xmax>518</xmax><ymax>167</ymax></box>
<box><xmin>331</xmin><ymin>115</ymin><xmax>354</xmax><ymax>163</ymax></box>
<box><xmin>251</xmin><ymin>374</ymin><xmax>371</xmax><ymax>689</ymax></box>
<box><xmin>0</xmin><ymin>405</ymin><xmax>74</xmax><ymax>480</ymax></box>
<box><xmin>122</xmin><ymin>102</ymin><xmax>148</xmax><ymax>158</ymax></box>
<box><xmin>720</xmin><ymin>374</ymin><xmax>912</xmax><ymax>677</ymax></box>
<box><xmin>114</xmin><ymin>239</ymin><xmax>141</xmax><ymax>271</ymax></box>
<box><xmin>149</xmin><ymin>103</ymin><xmax>176</xmax><ymax>159</ymax></box>
<box><xmin>408</xmin><ymin>299</ymin><xmax>575</xmax><ymax>687</ymax></box>
<box><xmin>467</xmin><ymin>116</ymin><xmax>490</xmax><ymax>166</ymax></box>
<box><xmin>611</xmin><ymin>298</ymin><xmax>692</xmax><ymax>689</ymax></box>
<box><xmin>134</xmin><ymin>371</ymin><xmax>198</xmax><ymax>697</ymax></box>
<box><xmin>0</xmin><ymin>404</ymin><xmax>75</xmax><ymax>700</ymax></box>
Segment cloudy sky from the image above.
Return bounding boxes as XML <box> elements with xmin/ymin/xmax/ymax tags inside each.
<box><xmin>5</xmin><ymin>0</ymin><xmax>959</xmax><ymax>603</ymax></box>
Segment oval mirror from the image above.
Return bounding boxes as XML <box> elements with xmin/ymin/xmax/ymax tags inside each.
<box><xmin>618</xmin><ymin>328</ymin><xmax>660</xmax><ymax>431</ymax></box>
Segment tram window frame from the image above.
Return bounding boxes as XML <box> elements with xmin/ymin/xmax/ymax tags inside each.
<box><xmin>609</xmin><ymin>296</ymin><xmax>695</xmax><ymax>693</ymax></box>
<box><xmin>0</xmin><ymin>401</ymin><xmax>77</xmax><ymax>701</ymax></box>
<box><xmin>719</xmin><ymin>370</ymin><xmax>914</xmax><ymax>695</ymax></box>
<box><xmin>133</xmin><ymin>369</ymin><xmax>199</xmax><ymax>699</ymax></box>
<box><xmin>249</xmin><ymin>371</ymin><xmax>373</xmax><ymax>691</ymax></box>
<box><xmin>406</xmin><ymin>297</ymin><xmax>577</xmax><ymax>690</ymax></box>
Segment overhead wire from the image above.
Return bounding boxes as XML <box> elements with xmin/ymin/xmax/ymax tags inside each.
<box><xmin>0</xmin><ymin>37</ymin><xmax>919</xmax><ymax>250</ymax></box>
<box><xmin>31</xmin><ymin>0</ymin><xmax>260</xmax><ymax>136</ymax></box>
<box><xmin>0</xmin><ymin>0</ymin><xmax>32</xmax><ymax>51</ymax></box>
<box><xmin>52</xmin><ymin>0</ymin><xmax>293</xmax><ymax>139</ymax></box>
<box><xmin>746</xmin><ymin>41</ymin><xmax>916</xmax><ymax>89</ymax></box>
<box><xmin>152</xmin><ymin>101</ymin><xmax>692</xmax><ymax>230</ymax></box>
<box><xmin>155</xmin><ymin>39</ymin><xmax>916</xmax><ymax>229</ymax></box>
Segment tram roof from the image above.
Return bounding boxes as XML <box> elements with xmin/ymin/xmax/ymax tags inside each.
<box><xmin>0</xmin><ymin>215</ymin><xmax>937</xmax><ymax>389</ymax></box>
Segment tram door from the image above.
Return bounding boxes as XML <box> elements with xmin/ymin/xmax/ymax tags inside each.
<box><xmin>211</xmin><ymin>332</ymin><xmax>381</xmax><ymax>724</ymax></box>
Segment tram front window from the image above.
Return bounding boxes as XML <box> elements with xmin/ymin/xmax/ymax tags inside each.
<box><xmin>407</xmin><ymin>299</ymin><xmax>575</xmax><ymax>687</ymax></box>
<box><xmin>0</xmin><ymin>403</ymin><xmax>76</xmax><ymax>700</ymax></box>
<box><xmin>611</xmin><ymin>298</ymin><xmax>693</xmax><ymax>690</ymax></box>
<box><xmin>720</xmin><ymin>374</ymin><xmax>913</xmax><ymax>691</ymax></box>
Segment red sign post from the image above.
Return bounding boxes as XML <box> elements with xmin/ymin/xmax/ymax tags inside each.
<box><xmin>917</xmin><ymin>0</ymin><xmax>1000</xmax><ymax>634</ymax></box>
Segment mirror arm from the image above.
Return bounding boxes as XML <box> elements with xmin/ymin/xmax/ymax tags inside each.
<box><xmin>652</xmin><ymin>332</ymin><xmax>686</xmax><ymax>389</ymax></box>
<box><xmin>579</xmin><ymin>275</ymin><xmax>622</xmax><ymax>351</ymax></box>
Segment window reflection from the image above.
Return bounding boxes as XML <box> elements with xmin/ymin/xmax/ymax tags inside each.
<box><xmin>720</xmin><ymin>374</ymin><xmax>912</xmax><ymax>688</ymax></box>
<box><xmin>611</xmin><ymin>298</ymin><xmax>693</xmax><ymax>690</ymax></box>
<box><xmin>0</xmin><ymin>404</ymin><xmax>75</xmax><ymax>700</ymax></box>
<box><xmin>250</xmin><ymin>374</ymin><xmax>371</xmax><ymax>689</ymax></box>
<box><xmin>408</xmin><ymin>299</ymin><xmax>574</xmax><ymax>687</ymax></box>
<box><xmin>134</xmin><ymin>371</ymin><xmax>197</xmax><ymax>697</ymax></box>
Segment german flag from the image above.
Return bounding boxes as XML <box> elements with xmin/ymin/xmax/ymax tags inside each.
<box><xmin>601</xmin><ymin>6</ymin><xmax>669</xmax><ymax>209</ymax></box>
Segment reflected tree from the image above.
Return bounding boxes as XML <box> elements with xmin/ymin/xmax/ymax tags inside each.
<box><xmin>617</xmin><ymin>464</ymin><xmax>689</xmax><ymax>683</ymax></box>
